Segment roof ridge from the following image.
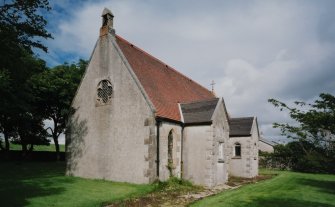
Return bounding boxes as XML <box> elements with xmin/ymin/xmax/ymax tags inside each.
<box><xmin>116</xmin><ymin>35</ymin><xmax>214</xmax><ymax>95</ymax></box>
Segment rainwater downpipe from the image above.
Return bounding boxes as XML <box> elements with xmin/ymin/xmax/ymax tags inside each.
<box><xmin>156</xmin><ymin>120</ymin><xmax>160</xmax><ymax>178</ymax></box>
<box><xmin>180</xmin><ymin>124</ymin><xmax>184</xmax><ymax>179</ymax></box>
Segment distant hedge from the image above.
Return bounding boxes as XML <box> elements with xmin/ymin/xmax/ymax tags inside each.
<box><xmin>260</xmin><ymin>141</ymin><xmax>335</xmax><ymax>174</ymax></box>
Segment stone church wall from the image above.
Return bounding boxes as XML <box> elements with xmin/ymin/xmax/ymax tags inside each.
<box><xmin>211</xmin><ymin>99</ymin><xmax>230</xmax><ymax>186</ymax></box>
<box><xmin>228</xmin><ymin>118</ymin><xmax>259</xmax><ymax>178</ymax></box>
<box><xmin>250</xmin><ymin>120</ymin><xmax>259</xmax><ymax>177</ymax></box>
<box><xmin>183</xmin><ymin>99</ymin><xmax>230</xmax><ymax>187</ymax></box>
<box><xmin>158</xmin><ymin>122</ymin><xmax>182</xmax><ymax>181</ymax></box>
<box><xmin>183</xmin><ymin>125</ymin><xmax>213</xmax><ymax>186</ymax></box>
<box><xmin>229</xmin><ymin>137</ymin><xmax>250</xmax><ymax>178</ymax></box>
<box><xmin>66</xmin><ymin>34</ymin><xmax>156</xmax><ymax>184</ymax></box>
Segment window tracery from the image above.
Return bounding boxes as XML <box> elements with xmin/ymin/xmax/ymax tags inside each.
<box><xmin>97</xmin><ymin>80</ymin><xmax>113</xmax><ymax>105</ymax></box>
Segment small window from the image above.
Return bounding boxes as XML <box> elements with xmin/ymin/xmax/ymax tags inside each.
<box><xmin>96</xmin><ymin>80</ymin><xmax>113</xmax><ymax>105</ymax></box>
<box><xmin>218</xmin><ymin>142</ymin><xmax>224</xmax><ymax>160</ymax></box>
<box><xmin>234</xmin><ymin>143</ymin><xmax>241</xmax><ymax>157</ymax></box>
<box><xmin>168</xmin><ymin>130</ymin><xmax>173</xmax><ymax>164</ymax></box>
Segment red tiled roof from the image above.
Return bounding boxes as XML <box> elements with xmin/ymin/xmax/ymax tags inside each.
<box><xmin>116</xmin><ymin>35</ymin><xmax>215</xmax><ymax>122</ymax></box>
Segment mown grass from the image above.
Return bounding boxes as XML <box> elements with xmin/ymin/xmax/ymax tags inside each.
<box><xmin>2</xmin><ymin>162</ymin><xmax>334</xmax><ymax>207</ymax></box>
<box><xmin>191</xmin><ymin>169</ymin><xmax>335</xmax><ymax>207</ymax></box>
<box><xmin>10</xmin><ymin>144</ymin><xmax>65</xmax><ymax>152</ymax></box>
<box><xmin>0</xmin><ymin>162</ymin><xmax>154</xmax><ymax>207</ymax></box>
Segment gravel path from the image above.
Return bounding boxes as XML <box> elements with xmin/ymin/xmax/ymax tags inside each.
<box><xmin>107</xmin><ymin>175</ymin><xmax>273</xmax><ymax>207</ymax></box>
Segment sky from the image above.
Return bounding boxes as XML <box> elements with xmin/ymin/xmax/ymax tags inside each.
<box><xmin>37</xmin><ymin>0</ymin><xmax>335</xmax><ymax>144</ymax></box>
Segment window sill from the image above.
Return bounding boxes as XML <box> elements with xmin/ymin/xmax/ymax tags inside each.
<box><xmin>232</xmin><ymin>156</ymin><xmax>241</xmax><ymax>159</ymax></box>
<box><xmin>218</xmin><ymin>159</ymin><xmax>225</xmax><ymax>163</ymax></box>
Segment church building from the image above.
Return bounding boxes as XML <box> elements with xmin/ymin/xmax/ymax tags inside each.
<box><xmin>66</xmin><ymin>8</ymin><xmax>259</xmax><ymax>187</ymax></box>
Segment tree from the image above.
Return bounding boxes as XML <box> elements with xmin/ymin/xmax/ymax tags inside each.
<box><xmin>268</xmin><ymin>93</ymin><xmax>335</xmax><ymax>173</ymax></box>
<box><xmin>0</xmin><ymin>51</ymin><xmax>48</xmax><ymax>152</ymax></box>
<box><xmin>0</xmin><ymin>0</ymin><xmax>52</xmax><ymax>86</ymax></box>
<box><xmin>0</xmin><ymin>0</ymin><xmax>52</xmax><ymax>152</ymax></box>
<box><xmin>0</xmin><ymin>0</ymin><xmax>52</xmax><ymax>53</ymax></box>
<box><xmin>0</xmin><ymin>0</ymin><xmax>52</xmax><ymax>91</ymax></box>
<box><xmin>0</xmin><ymin>70</ymin><xmax>12</xmax><ymax>150</ymax></box>
<box><xmin>12</xmin><ymin>112</ymin><xmax>49</xmax><ymax>155</ymax></box>
<box><xmin>30</xmin><ymin>60</ymin><xmax>87</xmax><ymax>160</ymax></box>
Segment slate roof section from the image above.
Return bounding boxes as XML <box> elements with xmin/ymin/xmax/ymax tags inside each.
<box><xmin>260</xmin><ymin>138</ymin><xmax>278</xmax><ymax>146</ymax></box>
<box><xmin>180</xmin><ymin>98</ymin><xmax>219</xmax><ymax>124</ymax></box>
<box><xmin>229</xmin><ymin>117</ymin><xmax>254</xmax><ymax>137</ymax></box>
<box><xmin>116</xmin><ymin>35</ymin><xmax>215</xmax><ymax>121</ymax></box>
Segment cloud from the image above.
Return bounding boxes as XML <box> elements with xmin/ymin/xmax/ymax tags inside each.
<box><xmin>42</xmin><ymin>0</ymin><xmax>335</xmax><ymax>142</ymax></box>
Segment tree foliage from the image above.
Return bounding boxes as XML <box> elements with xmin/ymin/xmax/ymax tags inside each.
<box><xmin>0</xmin><ymin>0</ymin><xmax>52</xmax><ymax>95</ymax></box>
<box><xmin>0</xmin><ymin>0</ymin><xmax>52</xmax><ymax>53</ymax></box>
<box><xmin>0</xmin><ymin>0</ymin><xmax>52</xmax><ymax>153</ymax></box>
<box><xmin>12</xmin><ymin>112</ymin><xmax>49</xmax><ymax>154</ymax></box>
<box><xmin>0</xmin><ymin>51</ymin><xmax>48</xmax><ymax>152</ymax></box>
<box><xmin>268</xmin><ymin>93</ymin><xmax>335</xmax><ymax>173</ymax></box>
<box><xmin>261</xmin><ymin>141</ymin><xmax>335</xmax><ymax>173</ymax></box>
<box><xmin>30</xmin><ymin>60</ymin><xmax>87</xmax><ymax>159</ymax></box>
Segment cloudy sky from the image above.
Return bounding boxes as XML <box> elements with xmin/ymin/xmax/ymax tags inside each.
<box><xmin>39</xmin><ymin>0</ymin><xmax>335</xmax><ymax>143</ymax></box>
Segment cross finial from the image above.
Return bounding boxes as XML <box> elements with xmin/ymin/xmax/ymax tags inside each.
<box><xmin>210</xmin><ymin>80</ymin><xmax>216</xmax><ymax>93</ymax></box>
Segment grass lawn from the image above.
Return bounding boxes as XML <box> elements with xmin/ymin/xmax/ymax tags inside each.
<box><xmin>191</xmin><ymin>169</ymin><xmax>335</xmax><ymax>207</ymax></box>
<box><xmin>10</xmin><ymin>144</ymin><xmax>65</xmax><ymax>152</ymax></box>
<box><xmin>1</xmin><ymin>163</ymin><xmax>334</xmax><ymax>207</ymax></box>
<box><xmin>0</xmin><ymin>162</ymin><xmax>154</xmax><ymax>207</ymax></box>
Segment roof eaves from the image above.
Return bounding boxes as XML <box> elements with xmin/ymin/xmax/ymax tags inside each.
<box><xmin>180</xmin><ymin>97</ymin><xmax>219</xmax><ymax>105</ymax></box>
<box><xmin>230</xmin><ymin>134</ymin><xmax>252</xmax><ymax>138</ymax></box>
<box><xmin>156</xmin><ymin>116</ymin><xmax>183</xmax><ymax>125</ymax></box>
<box><xmin>184</xmin><ymin>121</ymin><xmax>212</xmax><ymax>126</ymax></box>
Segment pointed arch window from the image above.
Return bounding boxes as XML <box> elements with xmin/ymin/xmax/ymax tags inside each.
<box><xmin>168</xmin><ymin>130</ymin><xmax>173</xmax><ymax>164</ymax></box>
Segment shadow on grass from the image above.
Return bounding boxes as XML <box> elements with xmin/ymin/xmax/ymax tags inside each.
<box><xmin>0</xmin><ymin>161</ymin><xmax>70</xmax><ymax>207</ymax></box>
<box><xmin>297</xmin><ymin>178</ymin><xmax>335</xmax><ymax>195</ymax></box>
<box><xmin>246</xmin><ymin>198</ymin><xmax>335</xmax><ymax>207</ymax></box>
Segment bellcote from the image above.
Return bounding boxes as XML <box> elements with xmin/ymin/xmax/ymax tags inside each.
<box><xmin>100</xmin><ymin>8</ymin><xmax>115</xmax><ymax>36</ymax></box>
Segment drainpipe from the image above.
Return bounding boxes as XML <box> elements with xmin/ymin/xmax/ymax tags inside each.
<box><xmin>180</xmin><ymin>124</ymin><xmax>184</xmax><ymax>179</ymax></box>
<box><xmin>156</xmin><ymin>120</ymin><xmax>160</xmax><ymax>178</ymax></box>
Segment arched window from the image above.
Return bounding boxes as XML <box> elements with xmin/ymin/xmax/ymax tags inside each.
<box><xmin>234</xmin><ymin>143</ymin><xmax>241</xmax><ymax>157</ymax></box>
<box><xmin>168</xmin><ymin>130</ymin><xmax>173</xmax><ymax>165</ymax></box>
<box><xmin>96</xmin><ymin>80</ymin><xmax>113</xmax><ymax>105</ymax></box>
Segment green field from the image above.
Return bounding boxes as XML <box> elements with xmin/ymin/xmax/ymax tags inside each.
<box><xmin>0</xmin><ymin>162</ymin><xmax>154</xmax><ymax>207</ymax></box>
<box><xmin>191</xmin><ymin>170</ymin><xmax>335</xmax><ymax>207</ymax></box>
<box><xmin>10</xmin><ymin>144</ymin><xmax>65</xmax><ymax>152</ymax></box>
